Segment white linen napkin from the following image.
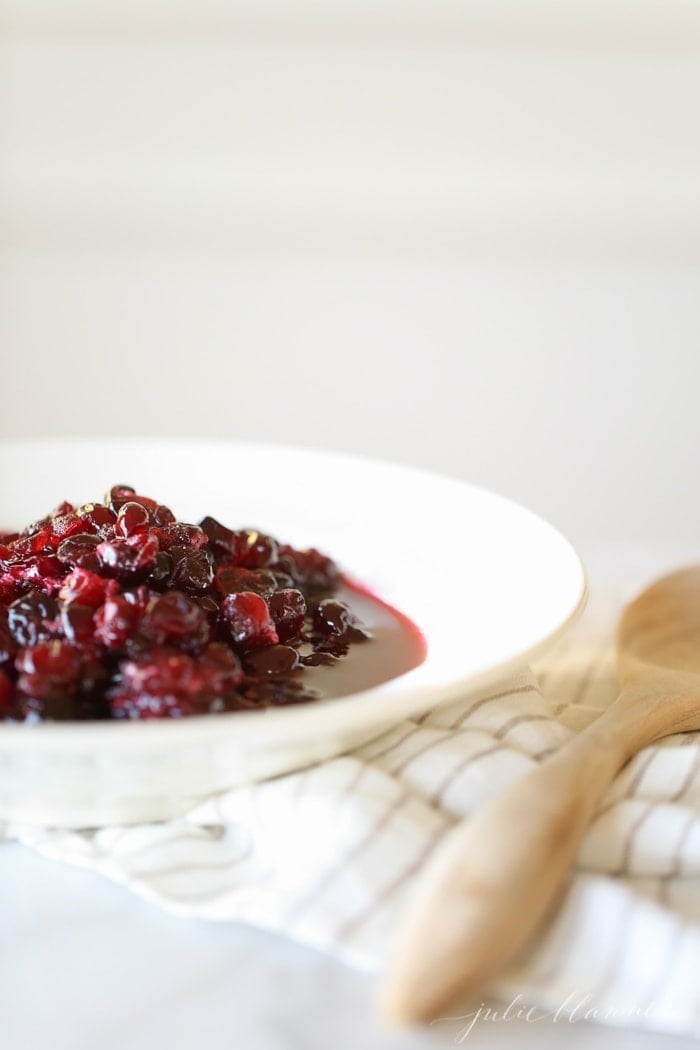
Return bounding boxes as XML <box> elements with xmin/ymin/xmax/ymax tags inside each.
<box><xmin>3</xmin><ymin>600</ymin><xmax>700</xmax><ymax>1038</ymax></box>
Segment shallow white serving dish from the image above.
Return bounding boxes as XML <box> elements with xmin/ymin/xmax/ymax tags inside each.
<box><xmin>0</xmin><ymin>438</ymin><xmax>586</xmax><ymax>827</ymax></box>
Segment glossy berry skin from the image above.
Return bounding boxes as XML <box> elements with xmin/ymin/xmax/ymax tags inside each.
<box><xmin>219</xmin><ymin>591</ymin><xmax>279</xmax><ymax>651</ymax></box>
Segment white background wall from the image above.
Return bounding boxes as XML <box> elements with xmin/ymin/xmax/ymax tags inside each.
<box><xmin>3</xmin><ymin>0</ymin><xmax>700</xmax><ymax>563</ymax></box>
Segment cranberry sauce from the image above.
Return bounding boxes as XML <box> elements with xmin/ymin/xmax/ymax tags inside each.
<box><xmin>0</xmin><ymin>486</ymin><xmax>425</xmax><ymax>722</ymax></box>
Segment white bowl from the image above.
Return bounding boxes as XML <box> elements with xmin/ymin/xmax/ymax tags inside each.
<box><xmin>0</xmin><ymin>438</ymin><xmax>586</xmax><ymax>826</ymax></box>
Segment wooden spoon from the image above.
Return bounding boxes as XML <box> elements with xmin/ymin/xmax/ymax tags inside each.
<box><xmin>379</xmin><ymin>567</ymin><xmax>700</xmax><ymax>1025</ymax></box>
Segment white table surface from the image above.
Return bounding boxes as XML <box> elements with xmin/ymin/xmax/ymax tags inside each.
<box><xmin>2</xmin><ymin>548</ymin><xmax>699</xmax><ymax>1050</ymax></box>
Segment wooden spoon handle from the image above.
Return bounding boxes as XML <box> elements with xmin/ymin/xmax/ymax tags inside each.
<box><xmin>379</xmin><ymin>708</ymin><xmax>631</xmax><ymax>1025</ymax></box>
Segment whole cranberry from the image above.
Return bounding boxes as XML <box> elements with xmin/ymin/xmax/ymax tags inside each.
<box><xmin>96</xmin><ymin>534</ymin><xmax>159</xmax><ymax>582</ymax></box>
<box><xmin>199</xmin><ymin>515</ymin><xmax>235</xmax><ymax>559</ymax></box>
<box><xmin>51</xmin><ymin>501</ymin><xmax>75</xmax><ymax>517</ymax></box>
<box><xmin>146</xmin><ymin>551</ymin><xmax>172</xmax><ymax>590</ymax></box>
<box><xmin>169</xmin><ymin>548</ymin><xmax>214</xmax><ymax>594</ymax></box>
<box><xmin>48</xmin><ymin>513</ymin><xmax>88</xmax><ymax>548</ymax></box>
<box><xmin>60</xmin><ymin>603</ymin><xmax>96</xmax><ymax>644</ymax></box>
<box><xmin>106</xmin><ymin>486</ymin><xmax>158</xmax><ymax>515</ymax></box>
<box><xmin>59</xmin><ymin>567</ymin><xmax>109</xmax><ymax>607</ymax></box>
<box><xmin>16</xmin><ymin>638</ymin><xmax>80</xmax><ymax>677</ymax></box>
<box><xmin>155</xmin><ymin>523</ymin><xmax>208</xmax><ymax>552</ymax></box>
<box><xmin>94</xmin><ymin>595</ymin><xmax>138</xmax><ymax>649</ymax></box>
<box><xmin>230</xmin><ymin>530</ymin><xmax>279</xmax><ymax>569</ymax></box>
<box><xmin>105</xmin><ymin>484</ymin><xmax>136</xmax><ymax>511</ymax></box>
<box><xmin>12</xmin><ymin>526</ymin><xmax>52</xmax><ymax>557</ymax></box>
<box><xmin>122</xmin><ymin>584</ymin><xmax>150</xmax><ymax>613</ymax></box>
<box><xmin>219</xmin><ymin>591</ymin><xmax>278</xmax><ymax>651</ymax></box>
<box><xmin>268</xmin><ymin>589</ymin><xmax>306</xmax><ymax>642</ymax></box>
<box><xmin>153</xmin><ymin>504</ymin><xmax>176</xmax><ymax>526</ymax></box>
<box><xmin>8</xmin><ymin>592</ymin><xmax>58</xmax><ymax>646</ymax></box>
<box><xmin>110</xmin><ymin>643</ymin><xmax>242</xmax><ymax>719</ymax></box>
<box><xmin>274</xmin><ymin>546</ymin><xmax>339</xmax><ymax>594</ymax></box>
<box><xmin>214</xmin><ymin>565</ymin><xmax>277</xmax><ymax>600</ymax></box>
<box><xmin>19</xmin><ymin>555</ymin><xmax>65</xmax><ymax>588</ymax></box>
<box><xmin>16</xmin><ymin>640</ymin><xmax>82</xmax><ymax>701</ymax></box>
<box><xmin>312</xmin><ymin>599</ymin><xmax>371</xmax><ymax>642</ymax></box>
<box><xmin>56</xmin><ymin>533</ymin><xmax>102</xmax><ymax>571</ymax></box>
<box><xmin>139</xmin><ymin>591</ymin><xmax>210</xmax><ymax>651</ymax></box>
<box><xmin>76</xmin><ymin>503</ymin><xmax>117</xmax><ymax>538</ymax></box>
<box><xmin>115</xmin><ymin>502</ymin><xmax>151</xmax><ymax>538</ymax></box>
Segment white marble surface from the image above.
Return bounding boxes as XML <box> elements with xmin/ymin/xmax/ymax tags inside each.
<box><xmin>0</xmin><ymin>840</ymin><xmax>696</xmax><ymax>1050</ymax></box>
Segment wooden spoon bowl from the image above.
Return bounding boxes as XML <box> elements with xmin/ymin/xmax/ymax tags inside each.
<box><xmin>380</xmin><ymin>567</ymin><xmax>700</xmax><ymax>1025</ymax></box>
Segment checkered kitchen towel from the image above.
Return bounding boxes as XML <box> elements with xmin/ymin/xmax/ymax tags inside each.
<box><xmin>4</xmin><ymin>596</ymin><xmax>700</xmax><ymax>1038</ymax></box>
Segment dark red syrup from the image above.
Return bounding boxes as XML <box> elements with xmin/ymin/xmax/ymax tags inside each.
<box><xmin>305</xmin><ymin>578</ymin><xmax>426</xmax><ymax>699</ymax></box>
